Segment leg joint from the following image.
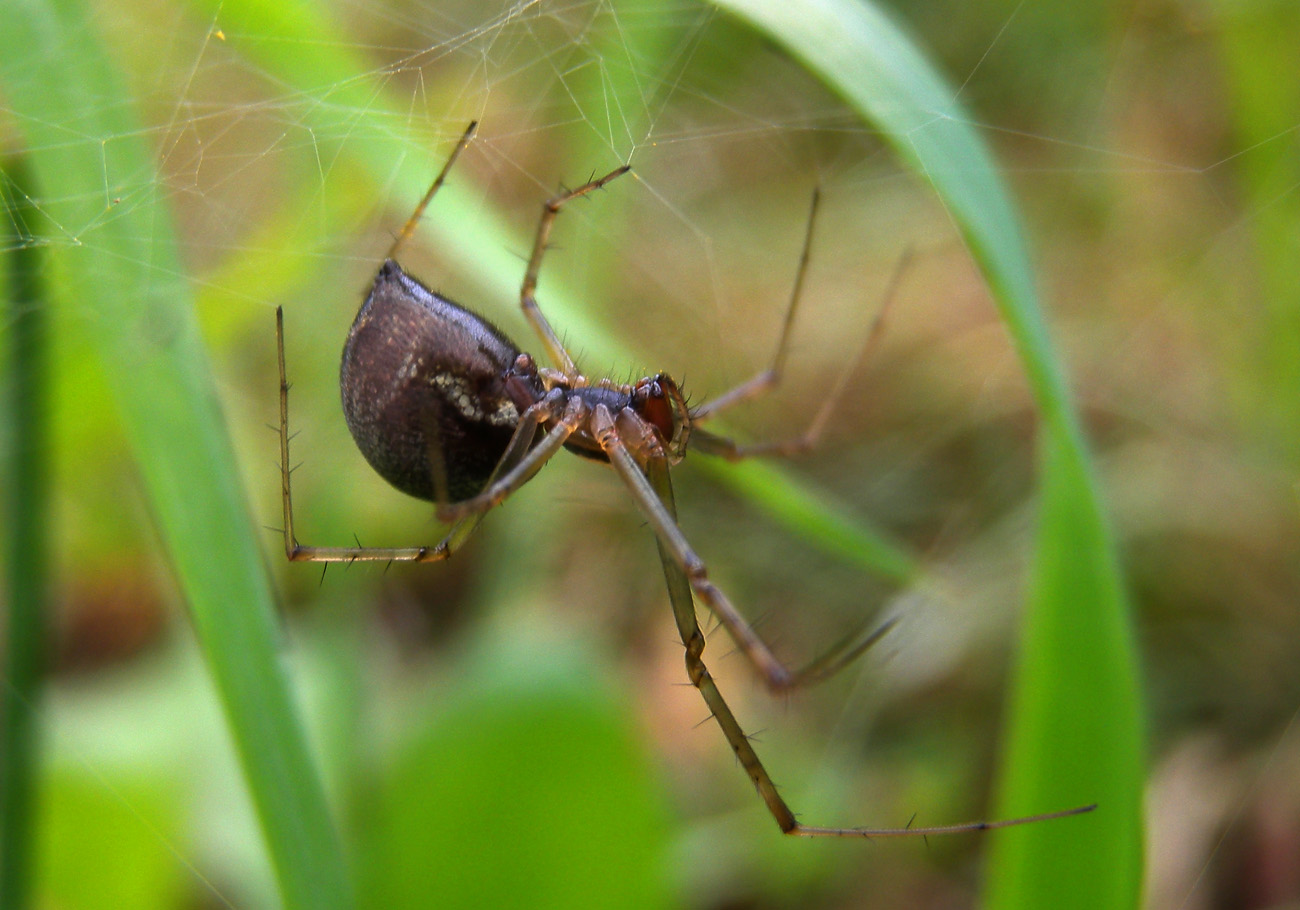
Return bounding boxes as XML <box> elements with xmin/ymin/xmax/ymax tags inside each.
<box><xmin>682</xmin><ymin>631</ymin><xmax>707</xmax><ymax>685</ymax></box>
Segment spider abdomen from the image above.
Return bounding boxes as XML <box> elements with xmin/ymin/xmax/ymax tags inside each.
<box><xmin>340</xmin><ymin>259</ymin><xmax>543</xmax><ymax>502</ymax></box>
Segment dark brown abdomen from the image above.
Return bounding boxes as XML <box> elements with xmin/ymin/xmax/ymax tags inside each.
<box><xmin>340</xmin><ymin>260</ymin><xmax>531</xmax><ymax>502</ymax></box>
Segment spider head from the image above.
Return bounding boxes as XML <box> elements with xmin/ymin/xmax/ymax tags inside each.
<box><xmin>630</xmin><ymin>373</ymin><xmax>690</xmax><ymax>462</ymax></box>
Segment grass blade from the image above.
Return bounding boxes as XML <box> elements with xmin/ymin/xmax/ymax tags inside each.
<box><xmin>1</xmin><ymin>154</ymin><xmax>50</xmax><ymax>910</ymax></box>
<box><xmin>0</xmin><ymin>2</ymin><xmax>350</xmax><ymax>906</ymax></box>
<box><xmin>708</xmin><ymin>0</ymin><xmax>1144</xmax><ymax>905</ymax></box>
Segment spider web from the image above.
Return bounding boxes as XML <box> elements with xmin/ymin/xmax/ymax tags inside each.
<box><xmin>3</xmin><ymin>1</ymin><xmax>1297</xmax><ymax>908</ymax></box>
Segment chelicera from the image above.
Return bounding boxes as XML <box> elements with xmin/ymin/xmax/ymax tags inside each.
<box><xmin>276</xmin><ymin>121</ymin><xmax>1093</xmax><ymax>837</ymax></box>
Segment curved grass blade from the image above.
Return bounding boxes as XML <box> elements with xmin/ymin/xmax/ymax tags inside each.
<box><xmin>708</xmin><ymin>0</ymin><xmax>1143</xmax><ymax>905</ymax></box>
<box><xmin>0</xmin><ymin>2</ymin><xmax>351</xmax><ymax>907</ymax></box>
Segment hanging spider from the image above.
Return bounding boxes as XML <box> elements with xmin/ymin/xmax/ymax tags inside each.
<box><xmin>275</xmin><ymin>121</ymin><xmax>1093</xmax><ymax>837</ymax></box>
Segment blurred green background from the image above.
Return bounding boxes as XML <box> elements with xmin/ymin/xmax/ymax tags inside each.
<box><xmin>2</xmin><ymin>0</ymin><xmax>1297</xmax><ymax>907</ymax></box>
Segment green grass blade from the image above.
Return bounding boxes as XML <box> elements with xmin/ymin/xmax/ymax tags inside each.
<box><xmin>2</xmin><ymin>154</ymin><xmax>50</xmax><ymax>910</ymax></box>
<box><xmin>0</xmin><ymin>2</ymin><xmax>350</xmax><ymax>906</ymax></box>
<box><xmin>708</xmin><ymin>0</ymin><xmax>1143</xmax><ymax>905</ymax></box>
<box><xmin>700</xmin><ymin>458</ymin><xmax>917</xmax><ymax>584</ymax></box>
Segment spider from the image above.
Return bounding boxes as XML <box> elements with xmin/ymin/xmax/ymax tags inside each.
<box><xmin>275</xmin><ymin>121</ymin><xmax>1093</xmax><ymax>837</ymax></box>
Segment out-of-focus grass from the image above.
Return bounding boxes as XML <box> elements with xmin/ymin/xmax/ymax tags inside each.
<box><xmin>1</xmin><ymin>2</ymin><xmax>348</xmax><ymax>907</ymax></box>
<box><xmin>1214</xmin><ymin>1</ymin><xmax>1300</xmax><ymax>458</ymax></box>
<box><xmin>358</xmin><ymin>624</ymin><xmax>674</xmax><ymax>910</ymax></box>
<box><xmin>2</xmin><ymin>153</ymin><xmax>49</xmax><ymax>910</ymax></box>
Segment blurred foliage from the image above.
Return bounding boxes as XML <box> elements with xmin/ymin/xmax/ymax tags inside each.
<box><xmin>3</xmin><ymin>0</ymin><xmax>1299</xmax><ymax>908</ymax></box>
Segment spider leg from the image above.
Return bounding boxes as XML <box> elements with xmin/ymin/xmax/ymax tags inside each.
<box><xmin>693</xmin><ymin>214</ymin><xmax>912</xmax><ymax>465</ymax></box>
<box><xmin>594</xmin><ymin>404</ymin><xmax>798</xmax><ymax>831</ymax></box>
<box><xmin>593</xmin><ymin>403</ymin><xmax>1094</xmax><ymax>836</ymax></box>
<box><xmin>435</xmin><ymin>394</ymin><xmax>588</xmax><ymax>523</ymax></box>
<box><xmin>691</xmin><ymin>190</ymin><xmax>821</xmax><ymax>422</ymax></box>
<box><xmin>592</xmin><ymin>405</ymin><xmax>881</xmax><ymax>694</ymax></box>
<box><xmin>385</xmin><ymin>121</ymin><xmax>478</xmax><ymax>262</ymax></box>
<box><xmin>520</xmin><ymin>164</ymin><xmax>631</xmax><ymax>378</ymax></box>
<box><xmin>690</xmin><ymin>249</ymin><xmax>909</xmax><ymax>459</ymax></box>
<box><xmin>278</xmin><ymin>306</ymin><xmax>534</xmax><ymax>563</ymax></box>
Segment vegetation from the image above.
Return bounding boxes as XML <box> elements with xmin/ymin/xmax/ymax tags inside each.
<box><xmin>4</xmin><ymin>0</ymin><xmax>1294</xmax><ymax>907</ymax></box>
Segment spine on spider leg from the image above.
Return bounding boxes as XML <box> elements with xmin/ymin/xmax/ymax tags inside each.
<box><xmin>689</xmin><ymin>637</ymin><xmax>800</xmax><ymax>832</ymax></box>
<box><xmin>275</xmin><ymin>306</ymin><xmax>300</xmax><ymax>559</ymax></box>
<box><xmin>644</xmin><ymin>453</ymin><xmax>799</xmax><ymax>833</ymax></box>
